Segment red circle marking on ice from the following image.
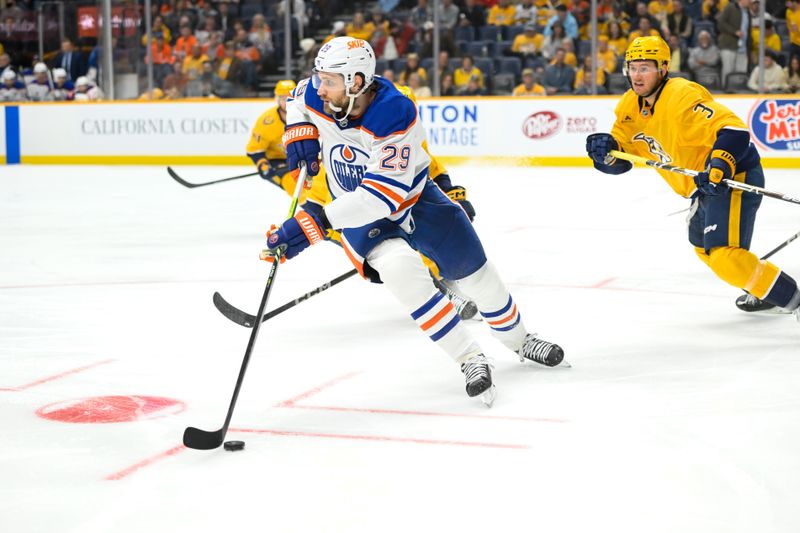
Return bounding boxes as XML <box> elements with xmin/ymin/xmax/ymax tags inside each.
<box><xmin>36</xmin><ymin>395</ymin><xmax>186</xmax><ymax>424</ymax></box>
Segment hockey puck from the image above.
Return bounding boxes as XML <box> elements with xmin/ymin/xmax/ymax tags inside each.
<box><xmin>223</xmin><ymin>440</ymin><xmax>245</xmax><ymax>451</ymax></box>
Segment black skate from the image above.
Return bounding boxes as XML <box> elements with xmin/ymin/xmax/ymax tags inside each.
<box><xmin>518</xmin><ymin>334</ymin><xmax>565</xmax><ymax>367</ymax></box>
<box><xmin>433</xmin><ymin>277</ymin><xmax>479</xmax><ymax>320</ymax></box>
<box><xmin>461</xmin><ymin>354</ymin><xmax>496</xmax><ymax>407</ymax></box>
<box><xmin>735</xmin><ymin>293</ymin><xmax>790</xmax><ymax>314</ymax></box>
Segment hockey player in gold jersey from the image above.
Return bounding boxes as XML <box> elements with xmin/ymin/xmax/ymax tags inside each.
<box><xmin>586</xmin><ymin>36</ymin><xmax>800</xmax><ymax>319</ymax></box>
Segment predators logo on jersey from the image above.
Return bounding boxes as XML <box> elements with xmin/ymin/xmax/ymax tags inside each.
<box><xmin>632</xmin><ymin>132</ymin><xmax>671</xmax><ymax>163</ymax></box>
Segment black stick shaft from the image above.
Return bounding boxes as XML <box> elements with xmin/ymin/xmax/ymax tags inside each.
<box><xmin>168</xmin><ymin>167</ymin><xmax>258</xmax><ymax>188</ymax></box>
<box><xmin>761</xmin><ymin>231</ymin><xmax>800</xmax><ymax>261</ymax></box>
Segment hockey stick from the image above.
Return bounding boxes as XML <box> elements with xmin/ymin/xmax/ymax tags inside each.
<box><xmin>609</xmin><ymin>150</ymin><xmax>800</xmax><ymax>206</ymax></box>
<box><xmin>182</xmin><ymin>163</ymin><xmax>308</xmax><ymax>450</ymax></box>
<box><xmin>761</xmin><ymin>230</ymin><xmax>800</xmax><ymax>261</ymax></box>
<box><xmin>213</xmin><ymin>268</ymin><xmax>359</xmax><ymax>328</ymax></box>
<box><xmin>168</xmin><ymin>167</ymin><xmax>259</xmax><ymax>188</ymax></box>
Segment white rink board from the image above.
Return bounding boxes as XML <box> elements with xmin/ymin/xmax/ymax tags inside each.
<box><xmin>0</xmin><ymin>106</ymin><xmax>6</xmax><ymax>160</ymax></box>
<box><xmin>7</xmin><ymin>95</ymin><xmax>800</xmax><ymax>163</ymax></box>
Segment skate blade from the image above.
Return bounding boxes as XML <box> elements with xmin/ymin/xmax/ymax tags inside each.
<box><xmin>479</xmin><ymin>385</ymin><xmax>497</xmax><ymax>408</ymax></box>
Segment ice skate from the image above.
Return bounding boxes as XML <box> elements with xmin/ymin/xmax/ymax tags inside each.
<box><xmin>461</xmin><ymin>354</ymin><xmax>496</xmax><ymax>407</ymax></box>
<box><xmin>735</xmin><ymin>293</ymin><xmax>790</xmax><ymax>314</ymax></box>
<box><xmin>518</xmin><ymin>334</ymin><xmax>565</xmax><ymax>367</ymax></box>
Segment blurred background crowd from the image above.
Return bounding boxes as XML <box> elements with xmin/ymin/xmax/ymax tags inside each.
<box><xmin>0</xmin><ymin>0</ymin><xmax>797</xmax><ymax>101</ymax></box>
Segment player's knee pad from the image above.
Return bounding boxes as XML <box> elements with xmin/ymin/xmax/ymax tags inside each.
<box><xmin>707</xmin><ymin>246</ymin><xmax>779</xmax><ymax>297</ymax></box>
<box><xmin>368</xmin><ymin>239</ymin><xmax>433</xmax><ymax>303</ymax></box>
<box><xmin>454</xmin><ymin>261</ymin><xmax>507</xmax><ymax>308</ymax></box>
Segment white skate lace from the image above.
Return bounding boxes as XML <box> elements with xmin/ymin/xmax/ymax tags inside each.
<box><xmin>519</xmin><ymin>336</ymin><xmax>556</xmax><ymax>364</ymax></box>
<box><xmin>462</xmin><ymin>354</ymin><xmax>492</xmax><ymax>384</ymax></box>
<box><xmin>743</xmin><ymin>294</ymin><xmax>759</xmax><ymax>306</ymax></box>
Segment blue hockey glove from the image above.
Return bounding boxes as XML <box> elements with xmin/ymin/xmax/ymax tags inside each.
<box><xmin>694</xmin><ymin>150</ymin><xmax>734</xmax><ymax>196</ymax></box>
<box><xmin>259</xmin><ymin>209</ymin><xmax>330</xmax><ymax>262</ymax></box>
<box><xmin>282</xmin><ymin>123</ymin><xmax>320</xmax><ymax>177</ymax></box>
<box><xmin>586</xmin><ymin>133</ymin><xmax>619</xmax><ymax>165</ymax></box>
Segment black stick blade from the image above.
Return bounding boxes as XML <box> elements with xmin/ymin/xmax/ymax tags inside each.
<box><xmin>213</xmin><ymin>292</ymin><xmax>256</xmax><ymax>328</ymax></box>
<box><xmin>183</xmin><ymin>426</ymin><xmax>225</xmax><ymax>450</ymax></box>
<box><xmin>167</xmin><ymin>167</ymin><xmax>200</xmax><ymax>188</ymax></box>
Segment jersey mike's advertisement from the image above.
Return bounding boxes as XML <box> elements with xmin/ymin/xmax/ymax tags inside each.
<box><xmin>3</xmin><ymin>96</ymin><xmax>799</xmax><ymax>166</ymax></box>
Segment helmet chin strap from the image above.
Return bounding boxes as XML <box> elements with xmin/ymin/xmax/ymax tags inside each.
<box><xmin>330</xmin><ymin>81</ymin><xmax>370</xmax><ymax>125</ymax></box>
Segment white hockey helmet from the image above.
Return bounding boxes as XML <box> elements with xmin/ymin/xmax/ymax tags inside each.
<box><xmin>75</xmin><ymin>76</ymin><xmax>90</xmax><ymax>88</ymax></box>
<box><xmin>2</xmin><ymin>69</ymin><xmax>16</xmax><ymax>81</ymax></box>
<box><xmin>314</xmin><ymin>36</ymin><xmax>375</xmax><ymax>93</ymax></box>
<box><xmin>53</xmin><ymin>67</ymin><xmax>67</xmax><ymax>80</ymax></box>
<box><xmin>33</xmin><ymin>62</ymin><xmax>48</xmax><ymax>74</ymax></box>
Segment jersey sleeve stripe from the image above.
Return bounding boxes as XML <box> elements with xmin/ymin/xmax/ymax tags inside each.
<box><xmin>361</xmin><ymin>179</ymin><xmax>405</xmax><ymax>205</ymax></box>
<box><xmin>363</xmin><ymin>172</ymin><xmax>413</xmax><ymax>192</ymax></box>
<box><xmin>392</xmin><ymin>192</ymin><xmax>421</xmax><ymax>214</ymax></box>
<box><xmin>361</xmin><ymin>185</ymin><xmax>398</xmax><ymax>212</ymax></box>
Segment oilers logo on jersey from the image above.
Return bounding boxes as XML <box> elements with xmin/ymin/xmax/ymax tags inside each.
<box><xmin>328</xmin><ymin>144</ymin><xmax>370</xmax><ymax>191</ymax></box>
<box><xmin>632</xmin><ymin>132</ymin><xmax>671</xmax><ymax>163</ymax></box>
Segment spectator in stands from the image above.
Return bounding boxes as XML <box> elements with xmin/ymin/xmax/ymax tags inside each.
<box><xmin>217</xmin><ymin>1</ymin><xmax>235</xmax><ymax>40</ymax></box>
<box><xmin>628</xmin><ymin>16</ymin><xmax>661</xmax><ymax>44</ymax></box>
<box><xmin>747</xmin><ymin>49</ymin><xmax>789</xmax><ymax>92</ymax></box>
<box><xmin>436</xmin><ymin>49</ymin><xmax>452</xmax><ymax>80</ymax></box>
<box><xmin>324</xmin><ymin>21</ymin><xmax>347</xmax><ymax>44</ymax></box>
<box><xmin>541</xmin><ymin>20</ymin><xmax>566</xmax><ymax>60</ymax></box>
<box><xmin>647</xmin><ymin>0</ymin><xmax>673</xmax><ymax>28</ymax></box>
<box><xmin>0</xmin><ymin>69</ymin><xmax>25</xmax><ymax>101</ymax></box>
<box><xmin>488</xmin><ymin>0</ymin><xmax>517</xmax><ymax>26</ymax></box>
<box><xmin>277</xmin><ymin>0</ymin><xmax>308</xmax><ymax>39</ymax></box>
<box><xmin>195</xmin><ymin>15</ymin><xmax>217</xmax><ymax>45</ymax></box>
<box><xmin>234</xmin><ymin>28</ymin><xmax>260</xmax><ymax>90</ymax></box>
<box><xmin>438</xmin><ymin>0</ymin><xmax>460</xmax><ymax>37</ymax></box>
<box><xmin>399</xmin><ymin>52</ymin><xmax>428</xmax><ymax>85</ymax></box>
<box><xmin>516</xmin><ymin>0</ymin><xmax>537</xmax><ymax>25</ymax></box>
<box><xmin>382</xmin><ymin>68</ymin><xmax>395</xmax><ymax>82</ymax></box>
<box><xmin>441</xmin><ymin>72</ymin><xmax>456</xmax><ymax>95</ymax></box>
<box><xmin>545</xmin><ymin>5</ymin><xmax>578</xmax><ymax>40</ymax></box>
<box><xmin>595</xmin><ymin>35</ymin><xmax>618</xmax><ymax>73</ymax></box>
<box><xmin>73</xmin><ymin>76</ymin><xmax>104</xmax><ymax>101</ymax></box>
<box><xmin>785</xmin><ymin>55</ymin><xmax>800</xmax><ymax>92</ymax></box>
<box><xmin>370</xmin><ymin>8</ymin><xmax>391</xmax><ymax>46</ymax></box>
<box><xmin>512</xmin><ymin>23</ymin><xmax>544</xmax><ymax>64</ymax></box>
<box><xmin>667</xmin><ymin>34</ymin><xmax>683</xmax><ymax>72</ymax></box>
<box><xmin>411</xmin><ymin>0</ymin><xmax>432</xmax><ymax>36</ymax></box>
<box><xmin>408</xmin><ymin>71</ymin><xmax>432</xmax><ymax>97</ymax></box>
<box><xmin>631</xmin><ymin>2</ymin><xmax>657</xmax><ymax>32</ymax></box>
<box><xmin>202</xmin><ymin>31</ymin><xmax>225</xmax><ymax>60</ymax></box>
<box><xmin>789</xmin><ymin>0</ymin><xmax>800</xmax><ymax>61</ymax></box>
<box><xmin>513</xmin><ymin>67</ymin><xmax>546</xmax><ymax>95</ymax></box>
<box><xmin>249</xmin><ymin>13</ymin><xmax>274</xmax><ymax>66</ymax></box>
<box><xmin>419</xmin><ymin>20</ymin><xmax>455</xmax><ymax>57</ymax></box>
<box><xmin>183</xmin><ymin>44</ymin><xmax>209</xmax><ymax>83</ymax></box>
<box><xmin>665</xmin><ymin>0</ymin><xmax>692</xmax><ymax>43</ymax></box>
<box><xmin>543</xmin><ymin>47</ymin><xmax>576</xmax><ymax>94</ymax></box>
<box><xmin>346</xmin><ymin>11</ymin><xmax>374</xmax><ymax>41</ymax></box>
<box><xmin>748</xmin><ymin>0</ymin><xmax>772</xmax><ymax>27</ymax></box>
<box><xmin>0</xmin><ymin>52</ymin><xmax>14</xmax><ymax>75</ymax></box>
<box><xmin>751</xmin><ymin>20</ymin><xmax>782</xmax><ymax>65</ymax></box>
<box><xmin>454</xmin><ymin>55</ymin><xmax>484</xmax><ymax>92</ymax></box>
<box><xmin>214</xmin><ymin>41</ymin><xmax>243</xmax><ymax>97</ymax></box>
<box><xmin>459</xmin><ymin>0</ymin><xmax>486</xmax><ymax>30</ymax></box>
<box><xmin>559</xmin><ymin>37</ymin><xmax>578</xmax><ymax>67</ymax></box>
<box><xmin>606</xmin><ymin>21</ymin><xmax>629</xmax><ymax>57</ymax></box>
<box><xmin>718</xmin><ymin>0</ymin><xmax>751</xmax><ymax>85</ymax></box>
<box><xmin>141</xmin><ymin>15</ymin><xmax>172</xmax><ymax>46</ymax></box>
<box><xmin>149</xmin><ymin>33</ymin><xmax>175</xmax><ymax>86</ymax></box>
<box><xmin>688</xmin><ymin>30</ymin><xmax>721</xmax><ymax>78</ymax></box>
<box><xmin>51</xmin><ymin>68</ymin><xmax>74</xmax><ymax>101</ymax></box>
<box><xmin>174</xmin><ymin>22</ymin><xmax>198</xmax><ymax>62</ymax></box>
<box><xmin>26</xmin><ymin>62</ymin><xmax>51</xmax><ymax>101</ymax></box>
<box><xmin>574</xmin><ymin>55</ymin><xmax>607</xmax><ymax>94</ymax></box>
<box><xmin>460</xmin><ymin>74</ymin><xmax>485</xmax><ymax>95</ymax></box>
<box><xmin>53</xmin><ymin>38</ymin><xmax>83</xmax><ymax>81</ymax></box>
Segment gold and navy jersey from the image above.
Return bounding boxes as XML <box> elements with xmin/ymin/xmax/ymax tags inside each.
<box><xmin>611</xmin><ymin>77</ymin><xmax>757</xmax><ymax>198</ymax></box>
<box><xmin>246</xmin><ymin>105</ymin><xmax>287</xmax><ymax>161</ymax></box>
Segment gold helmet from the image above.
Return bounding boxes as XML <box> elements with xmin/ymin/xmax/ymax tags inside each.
<box><xmin>274</xmin><ymin>79</ymin><xmax>297</xmax><ymax>97</ymax></box>
<box><xmin>625</xmin><ymin>36</ymin><xmax>671</xmax><ymax>71</ymax></box>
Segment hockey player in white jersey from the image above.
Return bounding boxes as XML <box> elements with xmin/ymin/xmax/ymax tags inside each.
<box><xmin>0</xmin><ymin>69</ymin><xmax>26</xmax><ymax>101</ymax></box>
<box><xmin>261</xmin><ymin>37</ymin><xmax>565</xmax><ymax>405</ymax></box>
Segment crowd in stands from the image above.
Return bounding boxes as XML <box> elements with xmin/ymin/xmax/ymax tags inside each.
<box><xmin>0</xmin><ymin>0</ymin><xmax>798</xmax><ymax>100</ymax></box>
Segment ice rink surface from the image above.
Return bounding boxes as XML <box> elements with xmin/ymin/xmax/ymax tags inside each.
<box><xmin>2</xmin><ymin>163</ymin><xmax>799</xmax><ymax>533</ymax></box>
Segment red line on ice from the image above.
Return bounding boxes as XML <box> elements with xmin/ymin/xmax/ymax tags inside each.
<box><xmin>276</xmin><ymin>371</ymin><xmax>361</xmax><ymax>406</ymax></box>
<box><xmin>0</xmin><ymin>358</ymin><xmax>114</xmax><ymax>391</ymax></box>
<box><xmin>230</xmin><ymin>427</ymin><xmax>530</xmax><ymax>450</ymax></box>
<box><xmin>281</xmin><ymin>403</ymin><xmax>567</xmax><ymax>423</ymax></box>
<box><xmin>106</xmin><ymin>445</ymin><xmax>187</xmax><ymax>480</ymax></box>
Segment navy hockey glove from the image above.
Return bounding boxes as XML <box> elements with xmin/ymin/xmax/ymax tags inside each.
<box><xmin>434</xmin><ymin>174</ymin><xmax>476</xmax><ymax>222</ymax></box>
<box><xmin>259</xmin><ymin>209</ymin><xmax>330</xmax><ymax>262</ymax></box>
<box><xmin>694</xmin><ymin>150</ymin><xmax>734</xmax><ymax>196</ymax></box>
<box><xmin>255</xmin><ymin>158</ymin><xmax>289</xmax><ymax>187</ymax></box>
<box><xmin>586</xmin><ymin>133</ymin><xmax>618</xmax><ymax>165</ymax></box>
<box><xmin>282</xmin><ymin>123</ymin><xmax>320</xmax><ymax>177</ymax></box>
